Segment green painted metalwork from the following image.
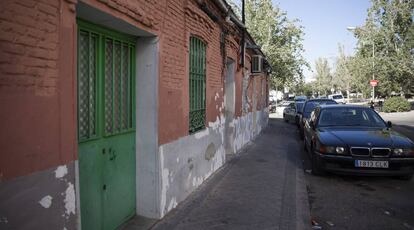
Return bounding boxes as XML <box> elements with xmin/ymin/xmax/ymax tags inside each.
<box><xmin>77</xmin><ymin>19</ymin><xmax>136</xmax><ymax>230</ymax></box>
<box><xmin>189</xmin><ymin>37</ymin><xmax>206</xmax><ymax>133</ymax></box>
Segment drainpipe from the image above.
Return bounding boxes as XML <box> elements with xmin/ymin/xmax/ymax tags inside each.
<box><xmin>241</xmin><ymin>0</ymin><xmax>245</xmax><ymax>68</ymax></box>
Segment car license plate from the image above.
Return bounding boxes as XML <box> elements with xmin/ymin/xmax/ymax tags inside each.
<box><xmin>355</xmin><ymin>160</ymin><xmax>389</xmax><ymax>168</ymax></box>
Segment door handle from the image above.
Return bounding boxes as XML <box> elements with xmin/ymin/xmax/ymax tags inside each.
<box><xmin>109</xmin><ymin>149</ymin><xmax>117</xmax><ymax>161</ymax></box>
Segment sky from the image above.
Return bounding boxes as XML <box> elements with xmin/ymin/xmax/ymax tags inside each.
<box><xmin>273</xmin><ymin>0</ymin><xmax>372</xmax><ymax>82</ymax></box>
<box><xmin>233</xmin><ymin>0</ymin><xmax>373</xmax><ymax>82</ymax></box>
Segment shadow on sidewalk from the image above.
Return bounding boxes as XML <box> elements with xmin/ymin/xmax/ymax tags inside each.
<box><xmin>149</xmin><ymin>117</ymin><xmax>311</xmax><ymax>230</ymax></box>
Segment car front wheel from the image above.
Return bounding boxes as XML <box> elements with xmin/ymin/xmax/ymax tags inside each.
<box><xmin>303</xmin><ymin>137</ymin><xmax>308</xmax><ymax>152</ymax></box>
<box><xmin>396</xmin><ymin>174</ymin><xmax>413</xmax><ymax>181</ymax></box>
<box><xmin>311</xmin><ymin>151</ymin><xmax>325</xmax><ymax>176</ymax></box>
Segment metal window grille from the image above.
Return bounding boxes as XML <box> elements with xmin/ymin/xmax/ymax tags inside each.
<box><xmin>78</xmin><ymin>30</ymin><xmax>98</xmax><ymax>140</ymax></box>
<box><xmin>104</xmin><ymin>38</ymin><xmax>135</xmax><ymax>136</ymax></box>
<box><xmin>189</xmin><ymin>37</ymin><xmax>206</xmax><ymax>133</ymax></box>
<box><xmin>77</xmin><ymin>21</ymin><xmax>135</xmax><ymax>141</ymax></box>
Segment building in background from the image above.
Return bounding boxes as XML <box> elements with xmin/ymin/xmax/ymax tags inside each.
<box><xmin>0</xmin><ymin>0</ymin><xmax>270</xmax><ymax>229</ymax></box>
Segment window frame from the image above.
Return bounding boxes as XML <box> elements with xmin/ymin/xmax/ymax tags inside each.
<box><xmin>188</xmin><ymin>36</ymin><xmax>207</xmax><ymax>134</ymax></box>
<box><xmin>77</xmin><ymin>19</ymin><xmax>136</xmax><ymax>143</ymax></box>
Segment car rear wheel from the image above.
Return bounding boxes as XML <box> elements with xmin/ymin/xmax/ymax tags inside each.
<box><xmin>283</xmin><ymin>114</ymin><xmax>288</xmax><ymax>123</ymax></box>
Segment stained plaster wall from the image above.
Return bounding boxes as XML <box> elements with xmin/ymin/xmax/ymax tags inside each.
<box><xmin>158</xmin><ymin>109</ymin><xmax>268</xmax><ymax>217</ymax></box>
<box><xmin>0</xmin><ymin>163</ymin><xmax>77</xmax><ymax>229</ymax></box>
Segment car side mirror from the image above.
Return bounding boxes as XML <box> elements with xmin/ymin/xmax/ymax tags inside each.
<box><xmin>387</xmin><ymin>121</ymin><xmax>392</xmax><ymax>128</ymax></box>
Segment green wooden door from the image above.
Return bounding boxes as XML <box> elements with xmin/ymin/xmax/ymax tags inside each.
<box><xmin>77</xmin><ymin>20</ymin><xmax>136</xmax><ymax>230</ymax></box>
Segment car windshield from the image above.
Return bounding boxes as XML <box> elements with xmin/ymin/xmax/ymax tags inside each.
<box><xmin>304</xmin><ymin>100</ymin><xmax>337</xmax><ymax>114</ymax></box>
<box><xmin>317</xmin><ymin>107</ymin><xmax>387</xmax><ymax>128</ymax></box>
<box><xmin>332</xmin><ymin>95</ymin><xmax>343</xmax><ymax>99</ymax></box>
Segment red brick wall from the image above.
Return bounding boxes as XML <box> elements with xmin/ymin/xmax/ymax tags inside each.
<box><xmin>0</xmin><ymin>0</ymin><xmax>77</xmax><ymax>180</ymax></box>
<box><xmin>157</xmin><ymin>0</ymin><xmax>187</xmax><ymax>145</ymax></box>
<box><xmin>0</xmin><ymin>0</ymin><xmax>269</xmax><ymax>179</ymax></box>
<box><xmin>158</xmin><ymin>0</ymin><xmax>226</xmax><ymax>144</ymax></box>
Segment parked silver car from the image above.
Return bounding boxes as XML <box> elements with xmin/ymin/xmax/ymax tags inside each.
<box><xmin>283</xmin><ymin>101</ymin><xmax>305</xmax><ymax>127</ymax></box>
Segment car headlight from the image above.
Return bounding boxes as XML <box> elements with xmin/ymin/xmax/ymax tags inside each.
<box><xmin>393</xmin><ymin>148</ymin><xmax>403</xmax><ymax>156</ymax></box>
<box><xmin>336</xmin><ymin>147</ymin><xmax>345</xmax><ymax>154</ymax></box>
<box><xmin>318</xmin><ymin>144</ymin><xmax>346</xmax><ymax>154</ymax></box>
<box><xmin>393</xmin><ymin>148</ymin><xmax>414</xmax><ymax>157</ymax></box>
<box><xmin>318</xmin><ymin>144</ymin><xmax>335</xmax><ymax>154</ymax></box>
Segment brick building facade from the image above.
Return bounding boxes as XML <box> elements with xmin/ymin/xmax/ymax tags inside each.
<box><xmin>0</xmin><ymin>0</ymin><xmax>270</xmax><ymax>229</ymax></box>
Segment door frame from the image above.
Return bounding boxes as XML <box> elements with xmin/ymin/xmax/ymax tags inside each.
<box><xmin>76</xmin><ymin>19</ymin><xmax>137</xmax><ymax>229</ymax></box>
<box><xmin>224</xmin><ymin>58</ymin><xmax>235</xmax><ymax>154</ymax></box>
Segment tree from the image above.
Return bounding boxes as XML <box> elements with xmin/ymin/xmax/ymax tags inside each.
<box><xmin>314</xmin><ymin>57</ymin><xmax>332</xmax><ymax>96</ymax></box>
<box><xmin>349</xmin><ymin>0</ymin><xmax>414</xmax><ymax>97</ymax></box>
<box><xmin>333</xmin><ymin>44</ymin><xmax>353</xmax><ymax>99</ymax></box>
<box><xmin>244</xmin><ymin>0</ymin><xmax>308</xmax><ymax>90</ymax></box>
<box><xmin>301</xmin><ymin>82</ymin><xmax>314</xmax><ymax>97</ymax></box>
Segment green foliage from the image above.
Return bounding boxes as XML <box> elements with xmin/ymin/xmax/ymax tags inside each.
<box><xmin>244</xmin><ymin>0</ymin><xmax>308</xmax><ymax>89</ymax></box>
<box><xmin>347</xmin><ymin>0</ymin><xmax>414</xmax><ymax>97</ymax></box>
<box><xmin>301</xmin><ymin>82</ymin><xmax>313</xmax><ymax>97</ymax></box>
<box><xmin>383</xmin><ymin>97</ymin><xmax>411</xmax><ymax>113</ymax></box>
<box><xmin>314</xmin><ymin>57</ymin><xmax>332</xmax><ymax>96</ymax></box>
<box><xmin>333</xmin><ymin>45</ymin><xmax>353</xmax><ymax>97</ymax></box>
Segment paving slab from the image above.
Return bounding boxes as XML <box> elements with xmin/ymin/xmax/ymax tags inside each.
<box><xmin>150</xmin><ymin>118</ymin><xmax>311</xmax><ymax>230</ymax></box>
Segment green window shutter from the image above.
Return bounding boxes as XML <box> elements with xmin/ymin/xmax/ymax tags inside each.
<box><xmin>189</xmin><ymin>37</ymin><xmax>206</xmax><ymax>133</ymax></box>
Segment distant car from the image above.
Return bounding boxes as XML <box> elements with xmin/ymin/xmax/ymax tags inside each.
<box><xmin>268</xmin><ymin>101</ymin><xmax>277</xmax><ymax>113</ymax></box>
<box><xmin>303</xmin><ymin>104</ymin><xmax>414</xmax><ymax>179</ymax></box>
<box><xmin>328</xmin><ymin>94</ymin><xmax>345</xmax><ymax>104</ymax></box>
<box><xmin>283</xmin><ymin>101</ymin><xmax>305</xmax><ymax>126</ymax></box>
<box><xmin>276</xmin><ymin>101</ymin><xmax>294</xmax><ymax>114</ymax></box>
<box><xmin>294</xmin><ymin>95</ymin><xmax>307</xmax><ymax>101</ymax></box>
<box><xmin>298</xmin><ymin>99</ymin><xmax>337</xmax><ymax>139</ymax></box>
<box><xmin>283</xmin><ymin>102</ymin><xmax>295</xmax><ymax>122</ymax></box>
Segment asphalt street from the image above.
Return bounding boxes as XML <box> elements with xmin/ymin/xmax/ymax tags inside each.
<box><xmin>284</xmin><ymin>110</ymin><xmax>414</xmax><ymax>230</ymax></box>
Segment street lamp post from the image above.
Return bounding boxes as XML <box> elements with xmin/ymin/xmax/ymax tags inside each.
<box><xmin>347</xmin><ymin>26</ymin><xmax>375</xmax><ymax>101</ymax></box>
<box><xmin>371</xmin><ymin>42</ymin><xmax>375</xmax><ymax>101</ymax></box>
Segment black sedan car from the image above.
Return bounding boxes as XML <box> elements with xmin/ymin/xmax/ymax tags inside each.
<box><xmin>303</xmin><ymin>105</ymin><xmax>414</xmax><ymax>179</ymax></box>
<box><xmin>298</xmin><ymin>98</ymin><xmax>337</xmax><ymax>139</ymax></box>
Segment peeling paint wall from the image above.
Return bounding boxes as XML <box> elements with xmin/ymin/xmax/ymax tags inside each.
<box><xmin>158</xmin><ymin>109</ymin><xmax>268</xmax><ymax>217</ymax></box>
<box><xmin>158</xmin><ymin>116</ymin><xmax>226</xmax><ymax>217</ymax></box>
<box><xmin>0</xmin><ymin>162</ymin><xmax>77</xmax><ymax>230</ymax></box>
<box><xmin>232</xmin><ymin>110</ymin><xmax>268</xmax><ymax>154</ymax></box>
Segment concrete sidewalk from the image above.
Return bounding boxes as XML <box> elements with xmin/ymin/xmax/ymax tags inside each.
<box><xmin>150</xmin><ymin>119</ymin><xmax>311</xmax><ymax>230</ymax></box>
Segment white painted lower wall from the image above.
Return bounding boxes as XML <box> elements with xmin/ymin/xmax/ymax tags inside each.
<box><xmin>157</xmin><ymin>109</ymin><xmax>268</xmax><ymax>217</ymax></box>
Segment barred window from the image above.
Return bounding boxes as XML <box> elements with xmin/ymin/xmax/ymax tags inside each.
<box><xmin>77</xmin><ymin>20</ymin><xmax>135</xmax><ymax>142</ymax></box>
<box><xmin>189</xmin><ymin>37</ymin><xmax>206</xmax><ymax>133</ymax></box>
